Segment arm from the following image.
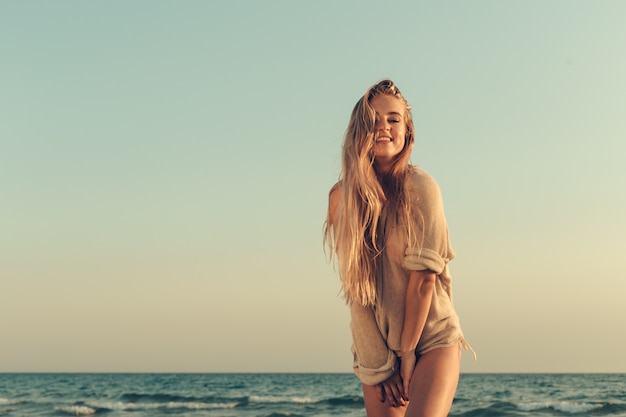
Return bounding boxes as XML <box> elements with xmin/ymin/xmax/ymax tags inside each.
<box><xmin>399</xmin><ymin>269</ymin><xmax>436</xmax><ymax>397</ymax></box>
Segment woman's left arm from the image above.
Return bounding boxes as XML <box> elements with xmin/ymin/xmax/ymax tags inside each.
<box><xmin>399</xmin><ymin>269</ymin><xmax>436</xmax><ymax>398</ymax></box>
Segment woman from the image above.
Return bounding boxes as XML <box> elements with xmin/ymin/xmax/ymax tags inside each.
<box><xmin>325</xmin><ymin>79</ymin><xmax>474</xmax><ymax>417</ymax></box>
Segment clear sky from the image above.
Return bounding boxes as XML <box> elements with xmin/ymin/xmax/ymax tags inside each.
<box><xmin>1</xmin><ymin>1</ymin><xmax>625</xmax><ymax>373</ymax></box>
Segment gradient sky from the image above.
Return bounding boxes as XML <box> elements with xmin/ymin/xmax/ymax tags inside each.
<box><xmin>1</xmin><ymin>1</ymin><xmax>625</xmax><ymax>373</ymax></box>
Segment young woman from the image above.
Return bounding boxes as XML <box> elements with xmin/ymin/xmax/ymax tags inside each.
<box><xmin>325</xmin><ymin>79</ymin><xmax>474</xmax><ymax>417</ymax></box>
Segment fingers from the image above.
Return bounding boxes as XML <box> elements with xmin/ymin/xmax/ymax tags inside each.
<box><xmin>382</xmin><ymin>379</ymin><xmax>406</xmax><ymax>407</ymax></box>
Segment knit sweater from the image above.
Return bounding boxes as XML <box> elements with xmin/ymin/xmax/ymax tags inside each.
<box><xmin>349</xmin><ymin>167</ymin><xmax>465</xmax><ymax>385</ymax></box>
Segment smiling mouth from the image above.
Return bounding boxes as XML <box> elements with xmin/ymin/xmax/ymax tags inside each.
<box><xmin>375</xmin><ymin>137</ymin><xmax>392</xmax><ymax>143</ymax></box>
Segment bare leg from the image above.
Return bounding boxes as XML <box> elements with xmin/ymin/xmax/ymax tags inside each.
<box><xmin>405</xmin><ymin>344</ymin><xmax>461</xmax><ymax>417</ymax></box>
<box><xmin>362</xmin><ymin>382</ymin><xmax>407</xmax><ymax>417</ymax></box>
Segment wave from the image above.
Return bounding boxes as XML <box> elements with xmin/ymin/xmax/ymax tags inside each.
<box><xmin>245</xmin><ymin>394</ymin><xmax>362</xmax><ymax>408</ymax></box>
<box><xmin>261</xmin><ymin>413</ymin><xmax>306</xmax><ymax>417</ymax></box>
<box><xmin>40</xmin><ymin>392</ymin><xmax>382</xmax><ymax>415</ymax></box>
<box><xmin>0</xmin><ymin>398</ymin><xmax>22</xmax><ymax>406</ymax></box>
<box><xmin>84</xmin><ymin>400</ymin><xmax>238</xmax><ymax>411</ymax></box>
<box><xmin>319</xmin><ymin>395</ymin><xmax>364</xmax><ymax>407</ymax></box>
<box><xmin>117</xmin><ymin>392</ymin><xmax>362</xmax><ymax>409</ymax></box>
<box><xmin>453</xmin><ymin>400</ymin><xmax>626</xmax><ymax>417</ymax></box>
<box><xmin>54</xmin><ymin>405</ymin><xmax>97</xmax><ymax>416</ymax></box>
<box><xmin>249</xmin><ymin>395</ymin><xmax>314</xmax><ymax>404</ymax></box>
<box><xmin>120</xmin><ymin>392</ymin><xmax>211</xmax><ymax>403</ymax></box>
<box><xmin>516</xmin><ymin>400</ymin><xmax>604</xmax><ymax>413</ymax></box>
<box><xmin>51</xmin><ymin>400</ymin><xmax>239</xmax><ymax>415</ymax></box>
<box><xmin>45</xmin><ymin>396</ymin><xmax>626</xmax><ymax>417</ymax></box>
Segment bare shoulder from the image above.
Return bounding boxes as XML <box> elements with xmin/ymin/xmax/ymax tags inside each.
<box><xmin>328</xmin><ymin>182</ymin><xmax>342</xmax><ymax>225</ymax></box>
<box><xmin>329</xmin><ymin>182</ymin><xmax>341</xmax><ymax>204</ymax></box>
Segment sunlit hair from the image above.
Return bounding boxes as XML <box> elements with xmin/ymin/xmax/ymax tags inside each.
<box><xmin>325</xmin><ymin>79</ymin><xmax>418</xmax><ymax>307</ymax></box>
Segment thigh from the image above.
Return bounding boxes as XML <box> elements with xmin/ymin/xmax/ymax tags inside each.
<box><xmin>405</xmin><ymin>344</ymin><xmax>461</xmax><ymax>417</ymax></box>
<box><xmin>362</xmin><ymin>383</ymin><xmax>407</xmax><ymax>417</ymax></box>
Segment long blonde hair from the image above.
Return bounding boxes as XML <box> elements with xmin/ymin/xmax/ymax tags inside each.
<box><xmin>325</xmin><ymin>79</ymin><xmax>417</xmax><ymax>307</ymax></box>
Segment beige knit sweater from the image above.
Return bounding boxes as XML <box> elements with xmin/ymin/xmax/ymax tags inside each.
<box><xmin>349</xmin><ymin>167</ymin><xmax>465</xmax><ymax>385</ymax></box>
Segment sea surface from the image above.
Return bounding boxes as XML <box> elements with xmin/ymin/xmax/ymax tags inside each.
<box><xmin>0</xmin><ymin>373</ymin><xmax>625</xmax><ymax>417</ymax></box>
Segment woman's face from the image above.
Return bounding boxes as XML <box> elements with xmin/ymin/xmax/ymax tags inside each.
<box><xmin>370</xmin><ymin>94</ymin><xmax>407</xmax><ymax>170</ymax></box>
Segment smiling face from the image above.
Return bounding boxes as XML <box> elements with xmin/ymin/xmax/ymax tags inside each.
<box><xmin>370</xmin><ymin>94</ymin><xmax>407</xmax><ymax>173</ymax></box>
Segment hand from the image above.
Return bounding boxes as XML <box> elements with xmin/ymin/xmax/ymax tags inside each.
<box><xmin>375</xmin><ymin>369</ymin><xmax>406</xmax><ymax>407</ymax></box>
<box><xmin>400</xmin><ymin>351</ymin><xmax>417</xmax><ymax>400</ymax></box>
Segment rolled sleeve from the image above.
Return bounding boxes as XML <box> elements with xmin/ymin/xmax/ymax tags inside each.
<box><xmin>353</xmin><ymin>349</ymin><xmax>397</xmax><ymax>385</ymax></box>
<box><xmin>403</xmin><ymin>247</ymin><xmax>447</xmax><ymax>274</ymax></box>
<box><xmin>350</xmin><ymin>304</ymin><xmax>397</xmax><ymax>385</ymax></box>
<box><xmin>404</xmin><ymin>169</ymin><xmax>455</xmax><ymax>273</ymax></box>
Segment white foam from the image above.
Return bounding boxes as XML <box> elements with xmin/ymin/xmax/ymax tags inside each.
<box><xmin>0</xmin><ymin>398</ymin><xmax>19</xmax><ymax>405</ymax></box>
<box><xmin>166</xmin><ymin>401</ymin><xmax>211</xmax><ymax>409</ymax></box>
<box><xmin>85</xmin><ymin>400</ymin><xmax>238</xmax><ymax>411</ymax></box>
<box><xmin>517</xmin><ymin>401</ymin><xmax>602</xmax><ymax>413</ymax></box>
<box><xmin>249</xmin><ymin>395</ymin><xmax>313</xmax><ymax>404</ymax></box>
<box><xmin>54</xmin><ymin>405</ymin><xmax>97</xmax><ymax>416</ymax></box>
<box><xmin>554</xmin><ymin>402</ymin><xmax>602</xmax><ymax>413</ymax></box>
<box><xmin>86</xmin><ymin>401</ymin><xmax>138</xmax><ymax>411</ymax></box>
<box><xmin>517</xmin><ymin>402</ymin><xmax>545</xmax><ymax>411</ymax></box>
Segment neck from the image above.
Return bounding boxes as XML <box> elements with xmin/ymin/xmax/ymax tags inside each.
<box><xmin>374</xmin><ymin>159</ymin><xmax>393</xmax><ymax>176</ymax></box>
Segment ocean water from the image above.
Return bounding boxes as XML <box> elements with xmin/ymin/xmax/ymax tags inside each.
<box><xmin>0</xmin><ymin>373</ymin><xmax>625</xmax><ymax>417</ymax></box>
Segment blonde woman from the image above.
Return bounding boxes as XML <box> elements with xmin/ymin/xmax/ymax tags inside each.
<box><xmin>325</xmin><ymin>79</ymin><xmax>474</xmax><ymax>417</ymax></box>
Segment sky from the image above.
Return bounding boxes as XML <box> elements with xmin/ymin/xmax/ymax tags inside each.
<box><xmin>1</xmin><ymin>1</ymin><xmax>625</xmax><ymax>374</ymax></box>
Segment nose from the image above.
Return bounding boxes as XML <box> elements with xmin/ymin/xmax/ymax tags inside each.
<box><xmin>376</xmin><ymin>118</ymin><xmax>390</xmax><ymax>131</ymax></box>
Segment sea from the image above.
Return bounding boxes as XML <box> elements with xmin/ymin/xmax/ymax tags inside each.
<box><xmin>0</xmin><ymin>373</ymin><xmax>625</xmax><ymax>417</ymax></box>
